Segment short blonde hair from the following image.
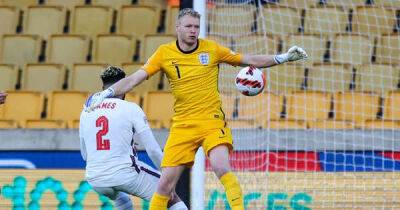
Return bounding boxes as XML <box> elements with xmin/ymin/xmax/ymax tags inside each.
<box><xmin>177</xmin><ymin>8</ymin><xmax>201</xmax><ymax>24</ymax></box>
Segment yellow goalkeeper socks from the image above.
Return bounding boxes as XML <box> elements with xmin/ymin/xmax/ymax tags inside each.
<box><xmin>220</xmin><ymin>172</ymin><xmax>245</xmax><ymax>210</ymax></box>
<box><xmin>149</xmin><ymin>192</ymin><xmax>169</xmax><ymax>210</ymax></box>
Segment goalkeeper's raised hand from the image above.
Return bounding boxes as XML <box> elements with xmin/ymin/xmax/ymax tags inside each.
<box><xmin>274</xmin><ymin>46</ymin><xmax>308</xmax><ymax>64</ymax></box>
<box><xmin>84</xmin><ymin>87</ymin><xmax>115</xmax><ymax>112</ymax></box>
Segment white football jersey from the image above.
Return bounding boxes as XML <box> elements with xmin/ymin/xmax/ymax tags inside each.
<box><xmin>79</xmin><ymin>98</ymin><xmax>150</xmax><ymax>187</ymax></box>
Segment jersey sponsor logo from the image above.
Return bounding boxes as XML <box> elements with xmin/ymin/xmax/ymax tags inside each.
<box><xmin>199</xmin><ymin>53</ymin><xmax>210</xmax><ymax>65</ymax></box>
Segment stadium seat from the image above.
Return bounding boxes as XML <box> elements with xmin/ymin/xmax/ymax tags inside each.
<box><xmin>308</xmin><ymin>120</ymin><xmax>355</xmax><ymax>129</ymax></box>
<box><xmin>376</xmin><ymin>34</ymin><xmax>400</xmax><ymax>65</ymax></box>
<box><xmin>220</xmin><ymin>92</ymin><xmax>237</xmax><ymax>120</ymax></box>
<box><xmin>331</xmin><ymin>34</ymin><xmax>373</xmax><ymax>65</ymax></box>
<box><xmin>353</xmin><ymin>6</ymin><xmax>396</xmax><ymax>36</ymax></box>
<box><xmin>237</xmin><ymin>92</ymin><xmax>284</xmax><ymax>125</ymax></box>
<box><xmin>265</xmin><ymin>119</ymin><xmax>307</xmax><ymax>129</ymax></box>
<box><xmin>141</xmin><ymin>34</ymin><xmax>176</xmax><ymax>62</ymax></box>
<box><xmin>70</xmin><ymin>63</ymin><xmax>106</xmax><ymax>92</ymax></box>
<box><xmin>71</xmin><ymin>119</ymin><xmax>79</xmax><ymax>128</ymax></box>
<box><xmin>91</xmin><ymin>0</ymin><xmax>132</xmax><ymax>9</ymax></box>
<box><xmin>44</xmin><ymin>0</ymin><xmax>85</xmax><ymax>10</ymax></box>
<box><xmin>162</xmin><ymin>73</ymin><xmax>171</xmax><ymax>91</ymax></box>
<box><xmin>1</xmin><ymin>34</ymin><xmax>41</xmax><ymax>68</ymax></box>
<box><xmin>286</xmin><ymin>91</ymin><xmax>332</xmax><ymax>121</ymax></box>
<box><xmin>334</xmin><ymin>91</ymin><xmax>380</xmax><ymax>125</ymax></box>
<box><xmin>383</xmin><ymin>91</ymin><xmax>400</xmax><ymax>120</ymax></box>
<box><xmin>226</xmin><ymin>119</ymin><xmax>255</xmax><ymax>129</ymax></box>
<box><xmin>258</xmin><ymin>5</ymin><xmax>301</xmax><ymax>35</ymax></box>
<box><xmin>209</xmin><ymin>5</ymin><xmax>257</xmax><ymax>35</ymax></box>
<box><xmin>142</xmin><ymin>91</ymin><xmax>174</xmax><ymax>128</ymax></box>
<box><xmin>325</xmin><ymin>0</ymin><xmax>367</xmax><ymax>7</ymax></box>
<box><xmin>217</xmin><ymin>65</ymin><xmax>239</xmax><ymax>93</ymax></box>
<box><xmin>374</xmin><ymin>0</ymin><xmax>400</xmax><ymax>7</ymax></box>
<box><xmin>1</xmin><ymin>0</ymin><xmax>37</xmax><ymax>10</ymax></box>
<box><xmin>278</xmin><ymin>0</ymin><xmax>320</xmax><ymax>8</ymax></box>
<box><xmin>355</xmin><ymin>64</ymin><xmax>399</xmax><ymax>94</ymax></box>
<box><xmin>24</xmin><ymin>5</ymin><xmax>66</xmax><ymax>39</ymax></box>
<box><xmin>0</xmin><ymin>91</ymin><xmax>44</xmax><ymax>127</ymax></box>
<box><xmin>122</xmin><ymin>62</ymin><xmax>162</xmax><ymax>92</ymax></box>
<box><xmin>47</xmin><ymin>34</ymin><xmax>90</xmax><ymax>70</ymax></box>
<box><xmin>25</xmin><ymin>119</ymin><xmax>66</xmax><ymax>129</ymax></box>
<box><xmin>124</xmin><ymin>92</ymin><xmax>140</xmax><ymax>106</ymax></box>
<box><xmin>165</xmin><ymin>5</ymin><xmax>179</xmax><ymax>34</ymax></box>
<box><xmin>363</xmin><ymin>120</ymin><xmax>400</xmax><ymax>129</ymax></box>
<box><xmin>70</xmin><ymin>5</ymin><xmax>113</xmax><ymax>38</ymax></box>
<box><xmin>0</xmin><ymin>6</ymin><xmax>18</xmax><ymax>36</ymax></box>
<box><xmin>47</xmin><ymin>91</ymin><xmax>88</xmax><ymax>128</ymax></box>
<box><xmin>232</xmin><ymin>34</ymin><xmax>278</xmax><ymax>55</ymax></box>
<box><xmin>0</xmin><ymin>119</ymin><xmax>18</xmax><ymax>128</ymax></box>
<box><xmin>304</xmin><ymin>6</ymin><xmax>349</xmax><ymax>35</ymax></box>
<box><xmin>308</xmin><ymin>63</ymin><xmax>353</xmax><ymax>92</ymax></box>
<box><xmin>283</xmin><ymin>34</ymin><xmax>326</xmax><ymax>64</ymax></box>
<box><xmin>93</xmin><ymin>34</ymin><xmax>137</xmax><ymax>66</ymax></box>
<box><xmin>22</xmin><ymin>63</ymin><xmax>66</xmax><ymax>93</ymax></box>
<box><xmin>0</xmin><ymin>64</ymin><xmax>18</xmax><ymax>91</ymax></box>
<box><xmin>118</xmin><ymin>5</ymin><xmax>159</xmax><ymax>37</ymax></box>
<box><xmin>267</xmin><ymin>64</ymin><xmax>306</xmax><ymax>93</ymax></box>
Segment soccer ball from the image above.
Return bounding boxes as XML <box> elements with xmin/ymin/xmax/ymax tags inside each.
<box><xmin>235</xmin><ymin>66</ymin><xmax>266</xmax><ymax>96</ymax></box>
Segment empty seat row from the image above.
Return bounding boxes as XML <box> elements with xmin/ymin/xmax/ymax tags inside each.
<box><xmin>275</xmin><ymin>0</ymin><xmax>400</xmax><ymax>9</ymax></box>
<box><xmin>209</xmin><ymin>5</ymin><xmax>398</xmax><ymax>36</ymax></box>
<box><xmin>0</xmin><ymin>34</ymin><xmax>176</xmax><ymax>68</ymax></box>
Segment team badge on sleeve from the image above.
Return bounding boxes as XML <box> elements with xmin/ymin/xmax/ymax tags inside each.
<box><xmin>199</xmin><ymin>53</ymin><xmax>209</xmax><ymax>65</ymax></box>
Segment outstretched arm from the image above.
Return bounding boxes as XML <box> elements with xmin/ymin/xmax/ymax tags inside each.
<box><xmin>241</xmin><ymin>46</ymin><xmax>308</xmax><ymax>68</ymax></box>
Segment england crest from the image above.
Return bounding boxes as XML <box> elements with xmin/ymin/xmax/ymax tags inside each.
<box><xmin>198</xmin><ymin>53</ymin><xmax>209</xmax><ymax>65</ymax></box>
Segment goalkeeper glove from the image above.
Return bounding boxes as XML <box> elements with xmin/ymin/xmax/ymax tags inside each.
<box><xmin>274</xmin><ymin>46</ymin><xmax>308</xmax><ymax>64</ymax></box>
<box><xmin>84</xmin><ymin>87</ymin><xmax>115</xmax><ymax>112</ymax></box>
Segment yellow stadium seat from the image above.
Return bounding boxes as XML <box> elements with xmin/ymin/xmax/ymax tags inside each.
<box><xmin>1</xmin><ymin>34</ymin><xmax>41</xmax><ymax>67</ymax></box>
<box><xmin>70</xmin><ymin>63</ymin><xmax>106</xmax><ymax>92</ymax></box>
<box><xmin>47</xmin><ymin>34</ymin><xmax>90</xmax><ymax>70</ymax></box>
<box><xmin>142</xmin><ymin>91</ymin><xmax>174</xmax><ymax>128</ymax></box>
<box><xmin>93</xmin><ymin>34</ymin><xmax>136</xmax><ymax>66</ymax></box>
<box><xmin>1</xmin><ymin>0</ymin><xmax>37</xmax><ymax>10</ymax></box>
<box><xmin>141</xmin><ymin>34</ymin><xmax>176</xmax><ymax>62</ymax></box>
<box><xmin>238</xmin><ymin>92</ymin><xmax>284</xmax><ymax>125</ymax></box>
<box><xmin>226</xmin><ymin>119</ymin><xmax>255</xmax><ymax>129</ymax></box>
<box><xmin>286</xmin><ymin>91</ymin><xmax>332</xmax><ymax>121</ymax></box>
<box><xmin>162</xmin><ymin>73</ymin><xmax>170</xmax><ymax>91</ymax></box>
<box><xmin>304</xmin><ymin>6</ymin><xmax>349</xmax><ymax>35</ymax></box>
<box><xmin>355</xmin><ymin>64</ymin><xmax>399</xmax><ymax>94</ymax></box>
<box><xmin>124</xmin><ymin>92</ymin><xmax>140</xmax><ymax>105</ymax></box>
<box><xmin>308</xmin><ymin>63</ymin><xmax>353</xmax><ymax>92</ymax></box>
<box><xmin>0</xmin><ymin>64</ymin><xmax>18</xmax><ymax>91</ymax></box>
<box><xmin>374</xmin><ymin>0</ymin><xmax>400</xmax><ymax>7</ymax></box>
<box><xmin>91</xmin><ymin>0</ymin><xmax>131</xmax><ymax>9</ymax></box>
<box><xmin>70</xmin><ymin>119</ymin><xmax>79</xmax><ymax>128</ymax></box>
<box><xmin>0</xmin><ymin>6</ymin><xmax>18</xmax><ymax>36</ymax></box>
<box><xmin>220</xmin><ymin>92</ymin><xmax>237</xmax><ymax>120</ymax></box>
<box><xmin>24</xmin><ymin>5</ymin><xmax>66</xmax><ymax>39</ymax></box>
<box><xmin>22</xmin><ymin>63</ymin><xmax>66</xmax><ymax>93</ymax></box>
<box><xmin>44</xmin><ymin>0</ymin><xmax>85</xmax><ymax>10</ymax></box>
<box><xmin>325</xmin><ymin>0</ymin><xmax>367</xmax><ymax>7</ymax></box>
<box><xmin>0</xmin><ymin>119</ymin><xmax>18</xmax><ymax>128</ymax></box>
<box><xmin>122</xmin><ymin>62</ymin><xmax>161</xmax><ymax>92</ymax></box>
<box><xmin>265</xmin><ymin>120</ymin><xmax>307</xmax><ymax>129</ymax></box>
<box><xmin>118</xmin><ymin>5</ymin><xmax>159</xmax><ymax>37</ymax></box>
<box><xmin>383</xmin><ymin>91</ymin><xmax>400</xmax><ymax>120</ymax></box>
<box><xmin>376</xmin><ymin>34</ymin><xmax>400</xmax><ymax>65</ymax></box>
<box><xmin>308</xmin><ymin>120</ymin><xmax>355</xmax><ymax>129</ymax></box>
<box><xmin>47</xmin><ymin>91</ymin><xmax>88</xmax><ymax>128</ymax></box>
<box><xmin>209</xmin><ymin>5</ymin><xmax>257</xmax><ymax>35</ymax></box>
<box><xmin>331</xmin><ymin>34</ymin><xmax>373</xmax><ymax>65</ymax></box>
<box><xmin>71</xmin><ymin>5</ymin><xmax>113</xmax><ymax>38</ymax></box>
<box><xmin>258</xmin><ymin>5</ymin><xmax>301</xmax><ymax>35</ymax></box>
<box><xmin>334</xmin><ymin>91</ymin><xmax>380</xmax><ymax>124</ymax></box>
<box><xmin>284</xmin><ymin>34</ymin><xmax>326</xmax><ymax>64</ymax></box>
<box><xmin>278</xmin><ymin>0</ymin><xmax>319</xmax><ymax>8</ymax></box>
<box><xmin>1</xmin><ymin>91</ymin><xmax>44</xmax><ymax>126</ymax></box>
<box><xmin>25</xmin><ymin>119</ymin><xmax>66</xmax><ymax>129</ymax></box>
<box><xmin>266</xmin><ymin>64</ymin><xmax>306</xmax><ymax>93</ymax></box>
<box><xmin>165</xmin><ymin>5</ymin><xmax>179</xmax><ymax>34</ymax></box>
<box><xmin>363</xmin><ymin>120</ymin><xmax>400</xmax><ymax>129</ymax></box>
<box><xmin>353</xmin><ymin>6</ymin><xmax>396</xmax><ymax>36</ymax></box>
<box><xmin>232</xmin><ymin>34</ymin><xmax>279</xmax><ymax>55</ymax></box>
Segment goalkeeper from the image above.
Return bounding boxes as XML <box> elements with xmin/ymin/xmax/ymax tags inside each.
<box><xmin>85</xmin><ymin>8</ymin><xmax>307</xmax><ymax>210</ymax></box>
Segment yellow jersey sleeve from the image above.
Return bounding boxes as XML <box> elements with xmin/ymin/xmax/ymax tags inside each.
<box><xmin>142</xmin><ymin>46</ymin><xmax>163</xmax><ymax>77</ymax></box>
<box><xmin>216</xmin><ymin>43</ymin><xmax>242</xmax><ymax>66</ymax></box>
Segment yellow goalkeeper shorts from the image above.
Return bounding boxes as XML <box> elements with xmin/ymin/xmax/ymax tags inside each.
<box><xmin>161</xmin><ymin>120</ymin><xmax>233</xmax><ymax>168</ymax></box>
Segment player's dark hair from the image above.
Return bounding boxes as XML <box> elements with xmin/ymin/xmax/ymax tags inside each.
<box><xmin>100</xmin><ymin>65</ymin><xmax>126</xmax><ymax>89</ymax></box>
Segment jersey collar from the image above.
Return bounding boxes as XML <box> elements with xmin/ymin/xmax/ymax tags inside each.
<box><xmin>176</xmin><ymin>39</ymin><xmax>199</xmax><ymax>54</ymax></box>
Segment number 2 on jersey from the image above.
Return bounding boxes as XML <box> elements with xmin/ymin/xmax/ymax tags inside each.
<box><xmin>96</xmin><ymin>116</ymin><xmax>110</xmax><ymax>150</ymax></box>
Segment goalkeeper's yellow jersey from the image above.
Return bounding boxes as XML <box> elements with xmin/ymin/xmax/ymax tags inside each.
<box><xmin>142</xmin><ymin>39</ymin><xmax>242</xmax><ymax>122</ymax></box>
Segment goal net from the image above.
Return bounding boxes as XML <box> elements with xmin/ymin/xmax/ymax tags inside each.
<box><xmin>204</xmin><ymin>0</ymin><xmax>400</xmax><ymax>209</ymax></box>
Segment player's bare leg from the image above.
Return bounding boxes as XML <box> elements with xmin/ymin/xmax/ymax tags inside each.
<box><xmin>209</xmin><ymin>145</ymin><xmax>244</xmax><ymax>210</ymax></box>
<box><xmin>149</xmin><ymin>165</ymin><xmax>186</xmax><ymax>210</ymax></box>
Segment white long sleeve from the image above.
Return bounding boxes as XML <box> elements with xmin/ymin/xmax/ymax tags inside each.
<box><xmin>134</xmin><ymin>129</ymin><xmax>163</xmax><ymax>169</ymax></box>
